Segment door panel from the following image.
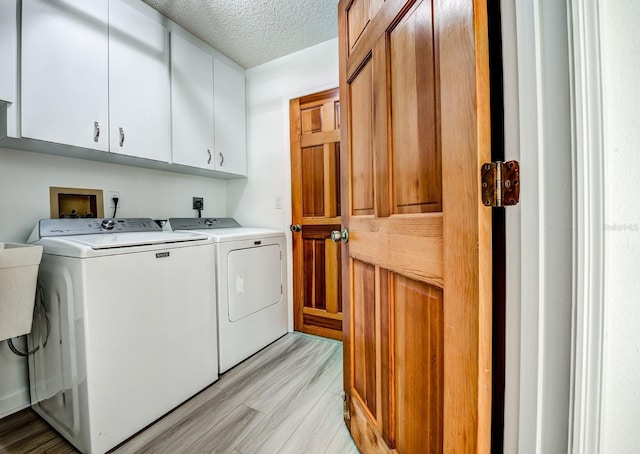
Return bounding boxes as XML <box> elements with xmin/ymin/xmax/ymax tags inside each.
<box><xmin>339</xmin><ymin>0</ymin><xmax>492</xmax><ymax>452</ymax></box>
<box><xmin>302</xmin><ymin>146</ymin><xmax>326</xmax><ymax>217</ymax></box>
<box><xmin>389</xmin><ymin>0</ymin><xmax>441</xmax><ymax>214</ymax></box>
<box><xmin>352</xmin><ymin>259</ymin><xmax>376</xmax><ymax>417</ymax></box>
<box><xmin>395</xmin><ymin>275</ymin><xmax>443</xmax><ymax>454</ymax></box>
<box><xmin>349</xmin><ymin>61</ymin><xmax>375</xmax><ymax>216</ymax></box>
<box><xmin>291</xmin><ymin>88</ymin><xmax>344</xmax><ymax>340</ymax></box>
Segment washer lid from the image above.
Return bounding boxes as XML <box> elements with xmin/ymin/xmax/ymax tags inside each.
<box><xmin>35</xmin><ymin>231</ymin><xmax>211</xmax><ymax>257</ymax></box>
<box><xmin>57</xmin><ymin>231</ymin><xmax>209</xmax><ymax>249</ymax></box>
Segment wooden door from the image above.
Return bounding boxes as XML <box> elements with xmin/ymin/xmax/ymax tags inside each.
<box><xmin>290</xmin><ymin>88</ymin><xmax>343</xmax><ymax>340</ymax></box>
<box><xmin>338</xmin><ymin>0</ymin><xmax>492</xmax><ymax>453</ymax></box>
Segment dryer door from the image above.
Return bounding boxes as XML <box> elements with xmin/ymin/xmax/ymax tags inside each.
<box><xmin>227</xmin><ymin>244</ymin><xmax>282</xmax><ymax>322</ymax></box>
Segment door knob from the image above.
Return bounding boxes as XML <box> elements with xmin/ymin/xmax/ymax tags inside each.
<box><xmin>331</xmin><ymin>228</ymin><xmax>349</xmax><ymax>243</ymax></box>
<box><xmin>290</xmin><ymin>224</ymin><xmax>302</xmax><ymax>232</ymax></box>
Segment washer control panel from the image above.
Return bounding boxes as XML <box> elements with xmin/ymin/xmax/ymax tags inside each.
<box><xmin>168</xmin><ymin>218</ymin><xmax>241</xmax><ymax>230</ymax></box>
<box><xmin>37</xmin><ymin>218</ymin><xmax>162</xmax><ymax>237</ymax></box>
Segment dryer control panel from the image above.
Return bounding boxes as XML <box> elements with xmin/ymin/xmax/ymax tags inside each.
<box><xmin>32</xmin><ymin>218</ymin><xmax>162</xmax><ymax>238</ymax></box>
<box><xmin>168</xmin><ymin>218</ymin><xmax>241</xmax><ymax>230</ymax></box>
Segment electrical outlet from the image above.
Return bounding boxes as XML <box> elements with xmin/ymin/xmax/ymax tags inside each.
<box><xmin>275</xmin><ymin>196</ymin><xmax>282</xmax><ymax>209</ymax></box>
<box><xmin>192</xmin><ymin>197</ymin><xmax>204</xmax><ymax>210</ymax></box>
<box><xmin>108</xmin><ymin>191</ymin><xmax>121</xmax><ymax>209</ymax></box>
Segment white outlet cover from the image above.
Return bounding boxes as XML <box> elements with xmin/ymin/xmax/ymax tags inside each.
<box><xmin>108</xmin><ymin>191</ymin><xmax>121</xmax><ymax>209</ymax></box>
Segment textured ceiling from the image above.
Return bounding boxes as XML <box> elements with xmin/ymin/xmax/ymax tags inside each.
<box><xmin>140</xmin><ymin>0</ymin><xmax>339</xmax><ymax>68</ymax></box>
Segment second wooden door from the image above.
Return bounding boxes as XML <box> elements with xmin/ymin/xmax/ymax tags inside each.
<box><xmin>290</xmin><ymin>88</ymin><xmax>343</xmax><ymax>340</ymax></box>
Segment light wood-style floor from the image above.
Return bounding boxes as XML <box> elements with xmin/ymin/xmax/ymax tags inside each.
<box><xmin>0</xmin><ymin>333</ymin><xmax>359</xmax><ymax>454</ymax></box>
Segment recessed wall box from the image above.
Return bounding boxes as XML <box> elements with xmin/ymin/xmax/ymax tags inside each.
<box><xmin>49</xmin><ymin>187</ymin><xmax>104</xmax><ymax>218</ymax></box>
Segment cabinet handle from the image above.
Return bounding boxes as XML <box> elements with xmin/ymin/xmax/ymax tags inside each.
<box><xmin>207</xmin><ymin>149</ymin><xmax>212</xmax><ymax>164</ymax></box>
<box><xmin>119</xmin><ymin>127</ymin><xmax>125</xmax><ymax>147</ymax></box>
<box><xmin>94</xmin><ymin>121</ymin><xmax>100</xmax><ymax>142</ymax></box>
<box><xmin>219</xmin><ymin>152</ymin><xmax>224</xmax><ymax>166</ymax></box>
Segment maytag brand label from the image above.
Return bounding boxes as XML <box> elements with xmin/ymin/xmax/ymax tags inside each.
<box><xmin>156</xmin><ymin>252</ymin><xmax>170</xmax><ymax>259</ymax></box>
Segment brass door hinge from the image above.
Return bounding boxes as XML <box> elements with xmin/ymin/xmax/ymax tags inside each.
<box><xmin>481</xmin><ymin>160</ymin><xmax>520</xmax><ymax>207</ymax></box>
<box><xmin>340</xmin><ymin>391</ymin><xmax>351</xmax><ymax>420</ymax></box>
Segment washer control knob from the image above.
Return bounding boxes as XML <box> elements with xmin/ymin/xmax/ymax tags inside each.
<box><xmin>204</xmin><ymin>219</ymin><xmax>214</xmax><ymax>227</ymax></box>
<box><xmin>101</xmin><ymin>219</ymin><xmax>116</xmax><ymax>230</ymax></box>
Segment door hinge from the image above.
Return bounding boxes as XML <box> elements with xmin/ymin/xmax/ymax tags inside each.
<box><xmin>481</xmin><ymin>160</ymin><xmax>520</xmax><ymax>207</ymax></box>
<box><xmin>340</xmin><ymin>391</ymin><xmax>351</xmax><ymax>420</ymax></box>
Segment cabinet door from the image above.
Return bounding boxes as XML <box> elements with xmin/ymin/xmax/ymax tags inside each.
<box><xmin>170</xmin><ymin>33</ymin><xmax>215</xmax><ymax>170</ymax></box>
<box><xmin>213</xmin><ymin>57</ymin><xmax>247</xmax><ymax>176</ymax></box>
<box><xmin>109</xmin><ymin>0</ymin><xmax>170</xmax><ymax>162</ymax></box>
<box><xmin>21</xmin><ymin>0</ymin><xmax>109</xmax><ymax>151</ymax></box>
<box><xmin>0</xmin><ymin>1</ymin><xmax>17</xmax><ymax>104</ymax></box>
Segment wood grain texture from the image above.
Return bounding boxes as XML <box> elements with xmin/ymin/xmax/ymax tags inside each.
<box><xmin>395</xmin><ymin>276</ymin><xmax>444</xmax><ymax>454</ymax></box>
<box><xmin>390</xmin><ymin>0</ymin><xmax>441</xmax><ymax>214</ymax></box>
<box><xmin>347</xmin><ymin>0</ymin><xmax>370</xmax><ymax>50</ymax></box>
<box><xmin>326</xmin><ymin>422</ymin><xmax>362</xmax><ymax>454</ymax></box>
<box><xmin>302</xmin><ymin>146</ymin><xmax>325</xmax><ymax>217</ymax></box>
<box><xmin>302</xmin><ymin>106</ymin><xmax>322</xmax><ymax>134</ymax></box>
<box><xmin>339</xmin><ymin>0</ymin><xmax>493</xmax><ymax>452</ymax></box>
<box><xmin>291</xmin><ymin>88</ymin><xmax>344</xmax><ymax>340</ymax></box>
<box><xmin>349</xmin><ymin>396</ymin><xmax>391</xmax><ymax>454</ymax></box>
<box><xmin>352</xmin><ymin>260</ymin><xmax>377</xmax><ymax>418</ymax></box>
<box><xmin>233</xmin><ymin>342</ymin><xmax>342</xmax><ymax>453</ymax></box>
<box><xmin>0</xmin><ymin>334</ymin><xmax>358</xmax><ymax>454</ymax></box>
<box><xmin>304</xmin><ymin>314</ymin><xmax>343</xmax><ymax>332</ymax></box>
<box><xmin>325</xmin><ymin>239</ymin><xmax>341</xmax><ymax>314</ymax></box>
<box><xmin>324</xmin><ymin>143</ymin><xmax>338</xmax><ymax>217</ymax></box>
<box><xmin>276</xmin><ymin>392</ymin><xmax>344</xmax><ymax>454</ymax></box>
<box><xmin>348</xmin><ymin>214</ymin><xmax>443</xmax><ymax>286</ymax></box>
<box><xmin>349</xmin><ymin>60</ymin><xmax>375</xmax><ymax>216</ymax></box>
<box><xmin>338</xmin><ymin>0</ymin><xmax>353</xmax><ymax>435</ymax></box>
<box><xmin>438</xmin><ymin>0</ymin><xmax>493</xmax><ymax>452</ymax></box>
<box><xmin>0</xmin><ymin>409</ymin><xmax>76</xmax><ymax>453</ymax></box>
<box><xmin>378</xmin><ymin>268</ymin><xmax>394</xmax><ymax>448</ymax></box>
<box><xmin>290</xmin><ymin>97</ymin><xmax>305</xmax><ymax>334</ymax></box>
<box><xmin>300</xmin><ymin>130</ymin><xmax>341</xmax><ymax>148</ymax></box>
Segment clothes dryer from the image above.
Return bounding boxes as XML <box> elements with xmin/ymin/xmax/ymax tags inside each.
<box><xmin>168</xmin><ymin>218</ymin><xmax>287</xmax><ymax>373</ymax></box>
<box><xmin>27</xmin><ymin>218</ymin><xmax>218</xmax><ymax>454</ymax></box>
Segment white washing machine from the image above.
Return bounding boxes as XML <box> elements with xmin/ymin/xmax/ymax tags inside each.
<box><xmin>27</xmin><ymin>218</ymin><xmax>218</xmax><ymax>454</ymax></box>
<box><xmin>168</xmin><ymin>218</ymin><xmax>287</xmax><ymax>373</ymax></box>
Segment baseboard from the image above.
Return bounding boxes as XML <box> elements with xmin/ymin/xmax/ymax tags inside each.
<box><xmin>0</xmin><ymin>387</ymin><xmax>30</xmax><ymax>420</ymax></box>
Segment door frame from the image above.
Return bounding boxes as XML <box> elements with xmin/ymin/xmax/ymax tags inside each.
<box><xmin>566</xmin><ymin>0</ymin><xmax>605</xmax><ymax>452</ymax></box>
<box><xmin>502</xmin><ymin>0</ymin><xmax>603</xmax><ymax>452</ymax></box>
<box><xmin>503</xmin><ymin>0</ymin><xmax>575</xmax><ymax>451</ymax></box>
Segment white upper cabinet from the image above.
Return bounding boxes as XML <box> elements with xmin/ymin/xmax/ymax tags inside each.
<box><xmin>170</xmin><ymin>33</ymin><xmax>215</xmax><ymax>170</ymax></box>
<box><xmin>108</xmin><ymin>0</ymin><xmax>171</xmax><ymax>162</ymax></box>
<box><xmin>213</xmin><ymin>56</ymin><xmax>247</xmax><ymax>176</ymax></box>
<box><xmin>21</xmin><ymin>0</ymin><xmax>109</xmax><ymax>151</ymax></box>
<box><xmin>0</xmin><ymin>1</ymin><xmax>18</xmax><ymax>105</ymax></box>
<box><xmin>3</xmin><ymin>0</ymin><xmax>247</xmax><ymax>177</ymax></box>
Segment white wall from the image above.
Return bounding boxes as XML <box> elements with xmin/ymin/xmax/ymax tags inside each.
<box><xmin>600</xmin><ymin>1</ymin><xmax>640</xmax><ymax>451</ymax></box>
<box><xmin>227</xmin><ymin>38</ymin><xmax>339</xmax><ymax>330</ymax></box>
<box><xmin>0</xmin><ymin>146</ymin><xmax>227</xmax><ymax>417</ymax></box>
